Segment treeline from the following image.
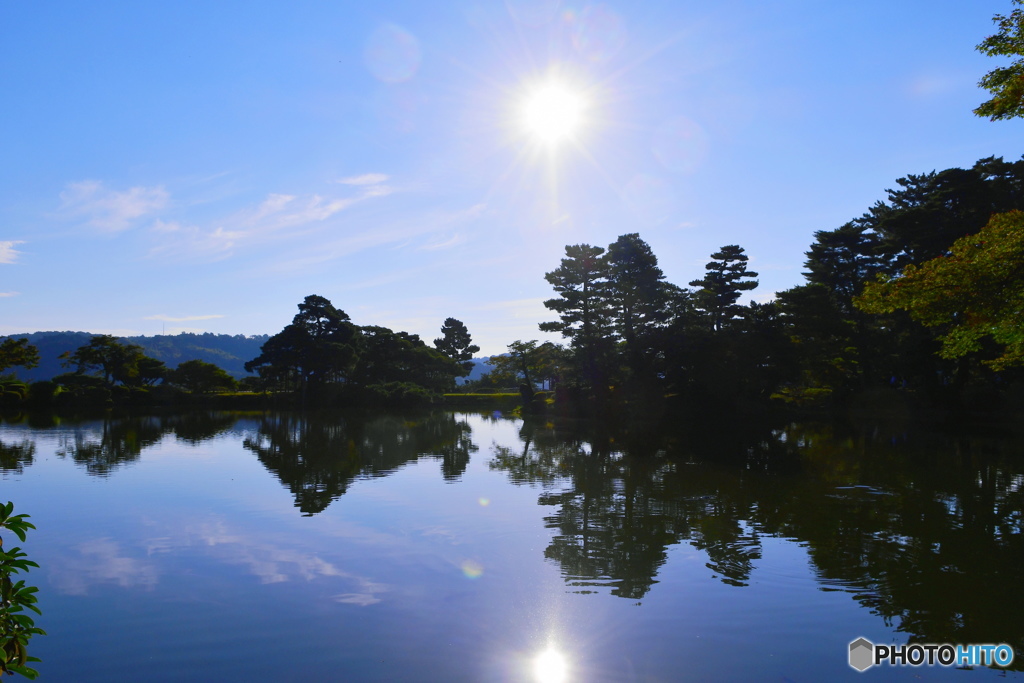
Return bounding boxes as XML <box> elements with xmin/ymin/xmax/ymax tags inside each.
<box><xmin>0</xmin><ymin>335</ymin><xmax>255</xmax><ymax>410</ymax></box>
<box><xmin>4</xmin><ymin>154</ymin><xmax>1022</xmax><ymax>416</ymax></box>
<box><xmin>473</xmin><ymin>155</ymin><xmax>1024</xmax><ymax>417</ymax></box>
<box><xmin>0</xmin><ymin>301</ymin><xmax>482</xmax><ymax>410</ymax></box>
<box><xmin>0</xmin><ymin>331</ymin><xmax>268</xmax><ymax>381</ymax></box>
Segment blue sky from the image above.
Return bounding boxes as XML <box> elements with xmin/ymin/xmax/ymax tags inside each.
<box><xmin>2</xmin><ymin>0</ymin><xmax>1020</xmax><ymax>355</ymax></box>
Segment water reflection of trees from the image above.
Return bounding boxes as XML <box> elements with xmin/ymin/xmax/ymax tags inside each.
<box><xmin>57</xmin><ymin>416</ymin><xmax>167</xmax><ymax>476</ymax></box>
<box><xmin>244</xmin><ymin>412</ymin><xmax>477</xmax><ymax>515</ymax></box>
<box><xmin>53</xmin><ymin>412</ymin><xmax>238</xmax><ymax>477</ymax></box>
<box><xmin>0</xmin><ymin>438</ymin><xmax>35</xmax><ymax>473</ymax></box>
<box><xmin>759</xmin><ymin>422</ymin><xmax>1024</xmax><ymax>661</ymax></box>
<box><xmin>490</xmin><ymin>418</ymin><xmax>782</xmax><ymax>596</ymax></box>
<box><xmin>489</xmin><ymin>417</ymin><xmax>1024</xmax><ymax>660</ymax></box>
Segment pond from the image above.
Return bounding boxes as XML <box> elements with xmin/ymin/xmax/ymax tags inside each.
<box><xmin>2</xmin><ymin>410</ymin><xmax>1023</xmax><ymax>681</ymax></box>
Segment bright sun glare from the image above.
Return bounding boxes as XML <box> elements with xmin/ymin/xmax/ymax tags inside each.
<box><xmin>532</xmin><ymin>646</ymin><xmax>569</xmax><ymax>683</ymax></box>
<box><xmin>521</xmin><ymin>81</ymin><xmax>587</xmax><ymax>145</ymax></box>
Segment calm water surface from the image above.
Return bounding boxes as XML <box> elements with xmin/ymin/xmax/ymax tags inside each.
<box><xmin>2</xmin><ymin>410</ymin><xmax>1023</xmax><ymax>681</ymax></box>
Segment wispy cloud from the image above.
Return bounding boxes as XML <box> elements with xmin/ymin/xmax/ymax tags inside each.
<box><xmin>56</xmin><ymin>170</ymin><xmax>393</xmax><ymax>264</ymax></box>
<box><xmin>148</xmin><ymin>219</ymin><xmax>243</xmax><ymax>262</ymax></box>
<box><xmin>0</xmin><ymin>292</ymin><xmax>19</xmax><ymax>298</ymax></box>
<box><xmin>418</xmin><ymin>233</ymin><xmax>466</xmax><ymax>251</ymax></box>
<box><xmin>60</xmin><ymin>180</ymin><xmax>168</xmax><ymax>232</ymax></box>
<box><xmin>144</xmin><ymin>313</ymin><xmax>225</xmax><ymax>322</ymax></box>
<box><xmin>337</xmin><ymin>173</ymin><xmax>389</xmax><ymax>186</ymax></box>
<box><xmin>239</xmin><ymin>194</ymin><xmax>357</xmax><ymax>230</ymax></box>
<box><xmin>264</xmin><ymin>202</ymin><xmax>486</xmax><ymax>274</ymax></box>
<box><xmin>0</xmin><ymin>241</ymin><xmax>24</xmax><ymax>264</ymax></box>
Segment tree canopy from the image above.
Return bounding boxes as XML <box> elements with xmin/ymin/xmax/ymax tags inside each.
<box><xmin>245</xmin><ymin>295</ymin><xmax>359</xmax><ymax>393</ymax></box>
<box><xmin>245</xmin><ymin>295</ymin><xmax>461</xmax><ymax>405</ymax></box>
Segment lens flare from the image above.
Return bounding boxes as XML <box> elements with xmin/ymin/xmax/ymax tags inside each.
<box><xmin>461</xmin><ymin>560</ymin><xmax>484</xmax><ymax>579</ymax></box>
<box><xmin>364</xmin><ymin>24</ymin><xmax>422</xmax><ymax>83</ymax></box>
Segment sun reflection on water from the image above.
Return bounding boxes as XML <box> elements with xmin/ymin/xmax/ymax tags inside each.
<box><xmin>532</xmin><ymin>645</ymin><xmax>569</xmax><ymax>683</ymax></box>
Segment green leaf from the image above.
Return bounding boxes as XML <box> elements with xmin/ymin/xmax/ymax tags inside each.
<box><xmin>6</xmin><ymin>664</ymin><xmax>40</xmax><ymax>679</ymax></box>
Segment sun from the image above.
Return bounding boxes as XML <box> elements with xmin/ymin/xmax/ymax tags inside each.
<box><xmin>521</xmin><ymin>80</ymin><xmax>587</xmax><ymax>146</ymax></box>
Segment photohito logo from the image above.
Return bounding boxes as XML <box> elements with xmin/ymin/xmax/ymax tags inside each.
<box><xmin>849</xmin><ymin>638</ymin><xmax>1015</xmax><ymax>672</ymax></box>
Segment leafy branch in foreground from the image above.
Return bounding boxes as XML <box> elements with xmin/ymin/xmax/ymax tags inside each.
<box><xmin>855</xmin><ymin>211</ymin><xmax>1024</xmax><ymax>370</ymax></box>
<box><xmin>0</xmin><ymin>502</ymin><xmax>44</xmax><ymax>679</ymax></box>
<box><xmin>975</xmin><ymin>0</ymin><xmax>1024</xmax><ymax>120</ymax></box>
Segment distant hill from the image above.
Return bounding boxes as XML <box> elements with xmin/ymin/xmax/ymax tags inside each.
<box><xmin>459</xmin><ymin>357</ymin><xmax>495</xmax><ymax>384</ymax></box>
<box><xmin>0</xmin><ymin>331</ymin><xmax>269</xmax><ymax>381</ymax></box>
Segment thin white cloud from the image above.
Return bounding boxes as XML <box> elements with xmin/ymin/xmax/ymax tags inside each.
<box><xmin>418</xmin><ymin>233</ymin><xmax>466</xmax><ymax>251</ymax></box>
<box><xmin>264</xmin><ymin>202</ymin><xmax>486</xmax><ymax>274</ymax></box>
<box><xmin>337</xmin><ymin>173</ymin><xmax>389</xmax><ymax>186</ymax></box>
<box><xmin>143</xmin><ymin>179</ymin><xmax>397</xmax><ymax>263</ymax></box>
<box><xmin>0</xmin><ymin>292</ymin><xmax>19</xmax><ymax>297</ymax></box>
<box><xmin>362</xmin><ymin>184</ymin><xmax>394</xmax><ymax>198</ymax></box>
<box><xmin>0</xmin><ymin>241</ymin><xmax>24</xmax><ymax>264</ymax></box>
<box><xmin>231</xmin><ymin>193</ymin><xmax>367</xmax><ymax>236</ymax></box>
<box><xmin>60</xmin><ymin>180</ymin><xmax>169</xmax><ymax>232</ymax></box>
<box><xmin>144</xmin><ymin>314</ymin><xmax>225</xmax><ymax>322</ymax></box>
<box><xmin>148</xmin><ymin>220</ymin><xmax>243</xmax><ymax>262</ymax></box>
<box><xmin>251</xmin><ymin>193</ymin><xmax>296</xmax><ymax>221</ymax></box>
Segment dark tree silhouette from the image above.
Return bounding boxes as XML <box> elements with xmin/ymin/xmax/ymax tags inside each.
<box><xmin>689</xmin><ymin>245</ymin><xmax>758</xmax><ymax>332</ymax></box>
<box><xmin>433</xmin><ymin>317</ymin><xmax>480</xmax><ymax>376</ymax></box>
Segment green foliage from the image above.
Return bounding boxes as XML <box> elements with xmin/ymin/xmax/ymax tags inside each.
<box><xmin>0</xmin><ymin>502</ymin><xmax>44</xmax><ymax>679</ymax></box>
<box><xmin>0</xmin><ymin>340</ymin><xmax>39</xmax><ymax>376</ymax></box>
<box><xmin>856</xmin><ymin>211</ymin><xmax>1024</xmax><ymax>370</ymax></box>
<box><xmin>433</xmin><ymin>318</ymin><xmax>480</xmax><ymax>376</ymax></box>
<box><xmin>167</xmin><ymin>359</ymin><xmax>237</xmax><ymax>393</ymax></box>
<box><xmin>975</xmin><ymin>0</ymin><xmax>1024</xmax><ymax>120</ymax></box>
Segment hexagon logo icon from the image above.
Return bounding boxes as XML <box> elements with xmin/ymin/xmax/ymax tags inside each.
<box><xmin>849</xmin><ymin>637</ymin><xmax>874</xmax><ymax>672</ymax></box>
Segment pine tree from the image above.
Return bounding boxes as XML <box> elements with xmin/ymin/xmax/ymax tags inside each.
<box><xmin>689</xmin><ymin>245</ymin><xmax>759</xmax><ymax>332</ymax></box>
